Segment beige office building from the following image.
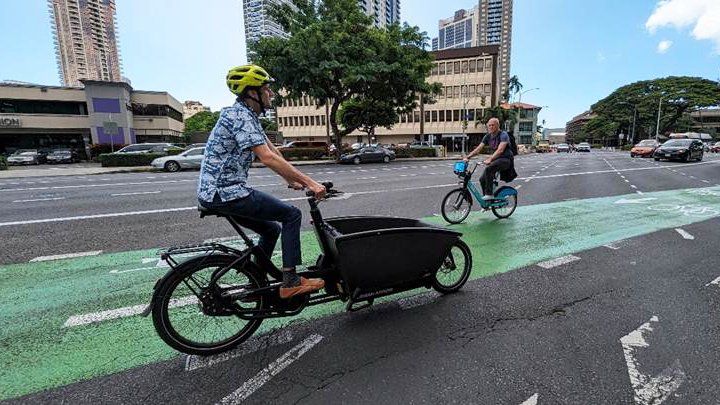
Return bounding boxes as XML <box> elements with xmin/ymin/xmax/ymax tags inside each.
<box><xmin>0</xmin><ymin>81</ymin><xmax>183</xmax><ymax>155</ymax></box>
<box><xmin>183</xmin><ymin>100</ymin><xmax>211</xmax><ymax>120</ymax></box>
<box><xmin>48</xmin><ymin>0</ymin><xmax>123</xmax><ymax>87</ymax></box>
<box><xmin>276</xmin><ymin>46</ymin><xmax>500</xmax><ymax>151</ymax></box>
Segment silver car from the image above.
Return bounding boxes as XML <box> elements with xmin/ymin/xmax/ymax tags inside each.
<box><xmin>7</xmin><ymin>150</ymin><xmax>42</xmax><ymax>165</ymax></box>
<box><xmin>151</xmin><ymin>147</ymin><xmax>205</xmax><ymax>172</ymax></box>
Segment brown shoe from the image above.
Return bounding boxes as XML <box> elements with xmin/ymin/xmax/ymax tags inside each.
<box><xmin>279</xmin><ymin>277</ymin><xmax>325</xmax><ymax>299</ymax></box>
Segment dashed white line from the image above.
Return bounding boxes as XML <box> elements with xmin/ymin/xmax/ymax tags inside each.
<box><xmin>111</xmin><ymin>191</ymin><xmax>162</xmax><ymax>196</ymax></box>
<box><xmin>674</xmin><ymin>228</ymin><xmax>695</xmax><ymax>240</ymax></box>
<box><xmin>30</xmin><ymin>250</ymin><xmax>103</xmax><ymax>262</ymax></box>
<box><xmin>63</xmin><ymin>296</ymin><xmax>197</xmax><ymax>328</ymax></box>
<box><xmin>218</xmin><ymin>334</ymin><xmax>324</xmax><ymax>404</ymax></box>
<box><xmin>520</xmin><ymin>393</ymin><xmax>539</xmax><ymax>405</ymax></box>
<box><xmin>185</xmin><ymin>330</ymin><xmax>294</xmax><ymax>371</ymax></box>
<box><xmin>12</xmin><ymin>197</ymin><xmax>65</xmax><ymax>203</ymax></box>
<box><xmin>536</xmin><ymin>255</ymin><xmax>581</xmax><ymax>269</ymax></box>
<box><xmin>706</xmin><ymin>276</ymin><xmax>720</xmax><ymax>287</ymax></box>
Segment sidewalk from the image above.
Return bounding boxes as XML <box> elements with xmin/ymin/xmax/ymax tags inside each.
<box><xmin>0</xmin><ymin>155</ymin><xmax>468</xmax><ymax>179</ymax></box>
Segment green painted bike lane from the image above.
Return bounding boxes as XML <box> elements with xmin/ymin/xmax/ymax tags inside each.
<box><xmin>1</xmin><ymin>186</ymin><xmax>719</xmax><ymax>400</ymax></box>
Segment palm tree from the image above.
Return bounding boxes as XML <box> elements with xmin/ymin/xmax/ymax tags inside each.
<box><xmin>507</xmin><ymin>76</ymin><xmax>523</xmax><ymax>102</ymax></box>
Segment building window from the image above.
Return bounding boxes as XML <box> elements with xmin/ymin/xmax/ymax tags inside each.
<box><xmin>453</xmin><ymin>110</ymin><xmax>460</xmax><ymax>121</ymax></box>
<box><xmin>439</xmin><ymin>87</ymin><xmax>446</xmax><ymax>98</ymax></box>
<box><xmin>519</xmin><ymin>122</ymin><xmax>534</xmax><ymax>132</ymax></box>
<box><xmin>446</xmin><ymin>86</ymin><xmax>452</xmax><ymax>99</ymax></box>
<box><xmin>439</xmin><ymin>110</ymin><xmax>445</xmax><ymax>122</ymax></box>
<box><xmin>293</xmin><ymin>116</ymin><xmax>299</xmax><ymax>126</ymax></box>
<box><xmin>469</xmin><ymin>85</ymin><xmax>476</xmax><ymax>96</ymax></box>
<box><xmin>484</xmin><ymin>84</ymin><xmax>491</xmax><ymax>94</ymax></box>
<box><xmin>431</xmin><ymin>110</ymin><xmax>437</xmax><ymax>122</ymax></box>
<box><xmin>446</xmin><ymin>110</ymin><xmax>452</xmax><ymax>121</ymax></box>
<box><xmin>453</xmin><ymin>86</ymin><xmax>460</xmax><ymax>98</ymax></box>
<box><xmin>461</xmin><ymin>61</ymin><xmax>468</xmax><ymax>73</ymax></box>
<box><xmin>453</xmin><ymin>61</ymin><xmax>460</xmax><ymax>74</ymax></box>
<box><xmin>425</xmin><ymin>111</ymin><xmax>430</xmax><ymax>122</ymax></box>
<box><xmin>321</xmin><ymin>115</ymin><xmax>326</xmax><ymax>125</ymax></box>
<box><xmin>131</xmin><ymin>103</ymin><xmax>183</xmax><ymax>123</ymax></box>
<box><xmin>485</xmin><ymin>59</ymin><xmax>492</xmax><ymax>70</ymax></box>
<box><xmin>0</xmin><ymin>99</ymin><xmax>88</xmax><ymax>115</ymax></box>
<box><xmin>414</xmin><ymin>111</ymin><xmax>420</xmax><ymax>122</ymax></box>
<box><xmin>310</xmin><ymin>116</ymin><xmax>315</xmax><ymax>126</ymax></box>
<box><xmin>477</xmin><ymin>59</ymin><xmax>484</xmax><ymax>72</ymax></box>
<box><xmin>439</xmin><ymin>62</ymin><xmax>446</xmax><ymax>75</ymax></box>
<box><xmin>431</xmin><ymin>63</ymin><xmax>438</xmax><ymax>76</ymax></box>
<box><xmin>469</xmin><ymin>60</ymin><xmax>476</xmax><ymax>73</ymax></box>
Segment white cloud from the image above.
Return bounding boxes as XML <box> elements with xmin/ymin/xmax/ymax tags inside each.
<box><xmin>657</xmin><ymin>40</ymin><xmax>673</xmax><ymax>53</ymax></box>
<box><xmin>646</xmin><ymin>0</ymin><xmax>720</xmax><ymax>53</ymax></box>
<box><xmin>596</xmin><ymin>51</ymin><xmax>606</xmax><ymax>62</ymax></box>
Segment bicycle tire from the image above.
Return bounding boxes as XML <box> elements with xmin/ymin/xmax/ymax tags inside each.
<box><xmin>151</xmin><ymin>254</ymin><xmax>267</xmax><ymax>355</ymax></box>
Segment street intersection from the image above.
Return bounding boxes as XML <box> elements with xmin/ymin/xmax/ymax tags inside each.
<box><xmin>1</xmin><ymin>151</ymin><xmax>720</xmax><ymax>404</ymax></box>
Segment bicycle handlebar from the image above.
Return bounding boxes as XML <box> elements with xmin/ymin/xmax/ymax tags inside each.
<box><xmin>305</xmin><ymin>181</ymin><xmax>338</xmax><ymax>198</ymax></box>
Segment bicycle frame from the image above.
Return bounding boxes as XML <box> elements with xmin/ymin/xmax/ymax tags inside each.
<box><xmin>459</xmin><ymin>162</ymin><xmax>508</xmax><ymax>209</ymax></box>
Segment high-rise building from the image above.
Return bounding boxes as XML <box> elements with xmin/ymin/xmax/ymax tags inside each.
<box><xmin>357</xmin><ymin>0</ymin><xmax>401</xmax><ymax>27</ymax></box>
<box><xmin>432</xmin><ymin>0</ymin><xmax>513</xmax><ymax>101</ymax></box>
<box><xmin>48</xmin><ymin>0</ymin><xmax>123</xmax><ymax>87</ymax></box>
<box><xmin>244</xmin><ymin>0</ymin><xmax>402</xmax><ymax>60</ymax></box>
<box><xmin>183</xmin><ymin>100</ymin><xmax>211</xmax><ymax>120</ymax></box>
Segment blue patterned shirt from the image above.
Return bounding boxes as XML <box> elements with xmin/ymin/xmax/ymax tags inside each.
<box><xmin>197</xmin><ymin>99</ymin><xmax>267</xmax><ymax>202</ymax></box>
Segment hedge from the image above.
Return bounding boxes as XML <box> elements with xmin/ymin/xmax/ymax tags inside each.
<box><xmin>98</xmin><ymin>153</ymin><xmax>166</xmax><ymax>167</ymax></box>
<box><xmin>390</xmin><ymin>147</ymin><xmax>437</xmax><ymax>158</ymax></box>
<box><xmin>280</xmin><ymin>147</ymin><xmax>328</xmax><ymax>161</ymax></box>
<box><xmin>0</xmin><ymin>156</ymin><xmax>7</xmax><ymax>170</ymax></box>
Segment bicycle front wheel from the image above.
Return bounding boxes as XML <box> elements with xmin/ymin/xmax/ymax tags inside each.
<box><xmin>151</xmin><ymin>254</ymin><xmax>267</xmax><ymax>355</ymax></box>
<box><xmin>441</xmin><ymin>188</ymin><xmax>472</xmax><ymax>224</ymax></box>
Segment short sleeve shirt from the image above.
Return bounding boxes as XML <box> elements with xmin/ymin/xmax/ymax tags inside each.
<box><xmin>481</xmin><ymin>131</ymin><xmax>513</xmax><ymax>159</ymax></box>
<box><xmin>197</xmin><ymin>99</ymin><xmax>267</xmax><ymax>202</ymax></box>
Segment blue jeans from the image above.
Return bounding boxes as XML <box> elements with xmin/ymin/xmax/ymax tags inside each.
<box><xmin>199</xmin><ymin>190</ymin><xmax>302</xmax><ymax>268</ymax></box>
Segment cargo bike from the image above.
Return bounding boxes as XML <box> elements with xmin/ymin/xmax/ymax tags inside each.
<box><xmin>145</xmin><ymin>182</ymin><xmax>472</xmax><ymax>355</ymax></box>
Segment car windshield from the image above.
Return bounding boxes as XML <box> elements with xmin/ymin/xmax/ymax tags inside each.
<box><xmin>663</xmin><ymin>140</ymin><xmax>691</xmax><ymax>147</ymax></box>
<box><xmin>52</xmin><ymin>150</ymin><xmax>71</xmax><ymax>154</ymax></box>
<box><xmin>18</xmin><ymin>151</ymin><xmax>37</xmax><ymax>156</ymax></box>
<box><xmin>636</xmin><ymin>140</ymin><xmax>656</xmax><ymax>146</ymax></box>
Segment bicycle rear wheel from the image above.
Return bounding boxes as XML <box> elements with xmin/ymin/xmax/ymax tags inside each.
<box><xmin>432</xmin><ymin>240</ymin><xmax>472</xmax><ymax>293</ymax></box>
<box><xmin>151</xmin><ymin>254</ymin><xmax>267</xmax><ymax>355</ymax></box>
<box><xmin>441</xmin><ymin>188</ymin><xmax>472</xmax><ymax>224</ymax></box>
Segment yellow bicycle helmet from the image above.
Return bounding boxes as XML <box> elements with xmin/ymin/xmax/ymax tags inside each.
<box><xmin>226</xmin><ymin>64</ymin><xmax>274</xmax><ymax>95</ymax></box>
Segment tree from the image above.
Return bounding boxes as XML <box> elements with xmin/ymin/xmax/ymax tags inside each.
<box><xmin>184</xmin><ymin>111</ymin><xmax>220</xmax><ymax>134</ymax></box>
<box><xmin>476</xmin><ymin>104</ymin><xmax>518</xmax><ymax>132</ymax></box>
<box><xmin>337</xmin><ymin>98</ymin><xmax>397</xmax><ymax>144</ymax></box>
<box><xmin>506</xmin><ymin>75</ymin><xmax>523</xmax><ymax>102</ymax></box>
<box><xmin>587</xmin><ymin>76</ymin><xmax>720</xmax><ymax>142</ymax></box>
<box><xmin>252</xmin><ymin>0</ymin><xmax>439</xmax><ymax>149</ymax></box>
<box><xmin>260</xmin><ymin>117</ymin><xmax>278</xmax><ymax>132</ymax></box>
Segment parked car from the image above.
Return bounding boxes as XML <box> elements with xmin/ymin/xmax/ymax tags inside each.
<box><xmin>114</xmin><ymin>143</ymin><xmax>176</xmax><ymax>154</ymax></box>
<box><xmin>654</xmin><ymin>139</ymin><xmax>704</xmax><ymax>162</ymax></box>
<box><xmin>556</xmin><ymin>143</ymin><xmax>570</xmax><ymax>153</ymax></box>
<box><xmin>339</xmin><ymin>146</ymin><xmax>395</xmax><ymax>164</ymax></box>
<box><xmin>187</xmin><ymin>143</ymin><xmax>206</xmax><ymax>149</ymax></box>
<box><xmin>6</xmin><ymin>150</ymin><xmax>45</xmax><ymax>165</ymax></box>
<box><xmin>536</xmin><ymin>141</ymin><xmax>551</xmax><ymax>153</ymax></box>
<box><xmin>409</xmin><ymin>141</ymin><xmax>432</xmax><ymax>148</ymax></box>
<box><xmin>151</xmin><ymin>147</ymin><xmax>205</xmax><ymax>172</ymax></box>
<box><xmin>630</xmin><ymin>140</ymin><xmax>659</xmax><ymax>158</ymax></box>
<box><xmin>576</xmin><ymin>142</ymin><xmax>591</xmax><ymax>152</ymax></box>
<box><xmin>46</xmin><ymin>149</ymin><xmax>81</xmax><ymax>163</ymax></box>
<box><xmin>711</xmin><ymin>141</ymin><xmax>720</xmax><ymax>153</ymax></box>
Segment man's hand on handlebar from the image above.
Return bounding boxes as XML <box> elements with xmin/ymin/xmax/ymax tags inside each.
<box><xmin>482</xmin><ymin>157</ymin><xmax>492</xmax><ymax>165</ymax></box>
<box><xmin>287</xmin><ymin>181</ymin><xmax>305</xmax><ymax>190</ymax></box>
<box><xmin>308</xmin><ymin>181</ymin><xmax>327</xmax><ymax>199</ymax></box>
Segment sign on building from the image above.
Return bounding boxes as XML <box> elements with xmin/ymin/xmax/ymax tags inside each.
<box><xmin>103</xmin><ymin>121</ymin><xmax>119</xmax><ymax>135</ymax></box>
<box><xmin>0</xmin><ymin>117</ymin><xmax>21</xmax><ymax>128</ymax></box>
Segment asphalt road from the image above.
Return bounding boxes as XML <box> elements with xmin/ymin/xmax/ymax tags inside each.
<box><xmin>1</xmin><ymin>151</ymin><xmax>719</xmax><ymax>265</ymax></box>
<box><xmin>2</xmin><ymin>151</ymin><xmax>720</xmax><ymax>404</ymax></box>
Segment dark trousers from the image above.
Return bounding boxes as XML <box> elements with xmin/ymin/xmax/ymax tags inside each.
<box><xmin>479</xmin><ymin>157</ymin><xmax>513</xmax><ymax>195</ymax></box>
<box><xmin>200</xmin><ymin>190</ymin><xmax>302</xmax><ymax>268</ymax></box>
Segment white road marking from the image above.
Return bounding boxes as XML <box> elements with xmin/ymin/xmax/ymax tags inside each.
<box><xmin>674</xmin><ymin>228</ymin><xmax>694</xmax><ymax>240</ymax></box>
<box><xmin>218</xmin><ymin>334</ymin><xmax>324</xmax><ymax>404</ymax></box>
<box><xmin>1</xmin><ymin>179</ymin><xmax>196</xmax><ymax>192</ymax></box>
<box><xmin>705</xmin><ymin>276</ymin><xmax>720</xmax><ymax>287</ymax></box>
<box><xmin>12</xmin><ymin>197</ymin><xmax>65</xmax><ymax>203</ymax></box>
<box><xmin>30</xmin><ymin>250</ymin><xmax>103</xmax><ymax>262</ymax></box>
<box><xmin>615</xmin><ymin>198</ymin><xmax>657</xmax><ymax>204</ymax></box>
<box><xmin>630</xmin><ymin>185</ymin><xmax>637</xmax><ymax>189</ymax></box>
<box><xmin>185</xmin><ymin>330</ymin><xmax>294</xmax><ymax>371</ymax></box>
<box><xmin>63</xmin><ymin>296</ymin><xmax>198</xmax><ymax>328</ymax></box>
<box><xmin>520</xmin><ymin>393</ymin><xmax>539</xmax><ymax>405</ymax></box>
<box><xmin>536</xmin><ymin>255</ymin><xmax>580</xmax><ymax>269</ymax></box>
<box><xmin>603</xmin><ymin>243</ymin><xmax>620</xmax><ymax>250</ymax></box>
<box><xmin>620</xmin><ymin>316</ymin><xmax>686</xmax><ymax>405</ymax></box>
<box><xmin>636</xmin><ymin>191</ymin><xmax>644</xmax><ymax>195</ymax></box>
<box><xmin>111</xmin><ymin>191</ymin><xmax>162</xmax><ymax>196</ymax></box>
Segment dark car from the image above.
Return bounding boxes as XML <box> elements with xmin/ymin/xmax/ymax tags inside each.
<box><xmin>653</xmin><ymin>139</ymin><xmax>704</xmax><ymax>162</ymax></box>
<box><xmin>6</xmin><ymin>149</ymin><xmax>45</xmax><ymax>165</ymax></box>
<box><xmin>46</xmin><ymin>149</ymin><xmax>80</xmax><ymax>164</ymax></box>
<box><xmin>339</xmin><ymin>146</ymin><xmax>395</xmax><ymax>164</ymax></box>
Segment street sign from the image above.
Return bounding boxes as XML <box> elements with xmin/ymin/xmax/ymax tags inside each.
<box><xmin>103</xmin><ymin>121</ymin><xmax>119</xmax><ymax>135</ymax></box>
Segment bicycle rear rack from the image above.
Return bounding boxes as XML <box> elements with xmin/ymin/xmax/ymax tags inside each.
<box><xmin>158</xmin><ymin>242</ymin><xmax>246</xmax><ymax>269</ymax></box>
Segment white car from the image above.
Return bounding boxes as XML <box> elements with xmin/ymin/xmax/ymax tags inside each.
<box><xmin>577</xmin><ymin>142</ymin><xmax>591</xmax><ymax>152</ymax></box>
<box><xmin>151</xmin><ymin>147</ymin><xmax>205</xmax><ymax>172</ymax></box>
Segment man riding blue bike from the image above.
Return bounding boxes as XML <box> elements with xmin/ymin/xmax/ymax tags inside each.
<box><xmin>463</xmin><ymin>117</ymin><xmax>517</xmax><ymax>199</ymax></box>
<box><xmin>197</xmin><ymin>64</ymin><xmax>327</xmax><ymax>299</ymax></box>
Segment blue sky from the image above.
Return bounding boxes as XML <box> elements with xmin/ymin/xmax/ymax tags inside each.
<box><xmin>1</xmin><ymin>0</ymin><xmax>719</xmax><ymax>128</ymax></box>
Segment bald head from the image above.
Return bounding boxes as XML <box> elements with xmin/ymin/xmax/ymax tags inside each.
<box><xmin>487</xmin><ymin>118</ymin><xmax>500</xmax><ymax>134</ymax></box>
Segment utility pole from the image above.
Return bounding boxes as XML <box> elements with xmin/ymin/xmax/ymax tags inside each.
<box><xmin>655</xmin><ymin>97</ymin><xmax>662</xmax><ymax>142</ymax></box>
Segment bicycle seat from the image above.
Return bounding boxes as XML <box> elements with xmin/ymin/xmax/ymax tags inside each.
<box><xmin>198</xmin><ymin>205</ymin><xmax>226</xmax><ymax>218</ymax></box>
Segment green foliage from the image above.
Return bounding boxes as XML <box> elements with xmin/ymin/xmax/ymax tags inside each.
<box><xmin>505</xmin><ymin>75</ymin><xmax>523</xmax><ymax>102</ymax></box>
<box><xmin>184</xmin><ymin>111</ymin><xmax>221</xmax><ymax>134</ymax></box>
<box><xmin>0</xmin><ymin>156</ymin><xmax>7</xmax><ymax>170</ymax></box>
<box><xmin>252</xmin><ymin>0</ymin><xmax>439</xmax><ymax>146</ymax></box>
<box><xmin>337</xmin><ymin>98</ymin><xmax>398</xmax><ymax>136</ymax></box>
<box><xmin>279</xmin><ymin>147</ymin><xmax>328</xmax><ymax>160</ymax></box>
<box><xmin>390</xmin><ymin>147</ymin><xmax>436</xmax><ymax>158</ymax></box>
<box><xmin>586</xmin><ymin>76</ymin><xmax>720</xmax><ymax>142</ymax></box>
<box><xmin>260</xmin><ymin>117</ymin><xmax>278</xmax><ymax>132</ymax></box>
<box><xmin>90</xmin><ymin>144</ymin><xmax>127</xmax><ymax>158</ymax></box>
<box><xmin>477</xmin><ymin>105</ymin><xmax>519</xmax><ymax>131</ymax></box>
<box><xmin>98</xmin><ymin>153</ymin><xmax>166</xmax><ymax>167</ymax></box>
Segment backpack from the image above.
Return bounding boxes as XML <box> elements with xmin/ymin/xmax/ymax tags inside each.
<box><xmin>507</xmin><ymin>132</ymin><xmax>518</xmax><ymax>156</ymax></box>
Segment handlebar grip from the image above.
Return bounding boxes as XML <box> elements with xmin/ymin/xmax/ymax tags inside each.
<box><xmin>305</xmin><ymin>181</ymin><xmax>334</xmax><ymax>197</ymax></box>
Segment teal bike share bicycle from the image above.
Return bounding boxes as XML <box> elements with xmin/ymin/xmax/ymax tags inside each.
<box><xmin>441</xmin><ymin>160</ymin><xmax>518</xmax><ymax>224</ymax></box>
